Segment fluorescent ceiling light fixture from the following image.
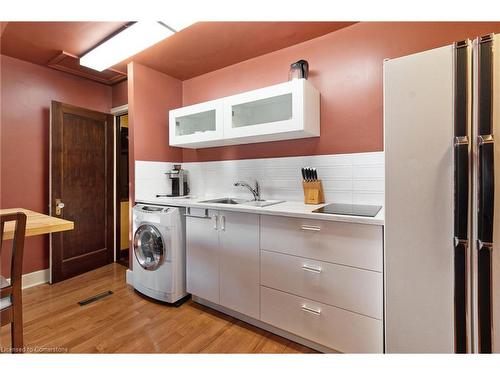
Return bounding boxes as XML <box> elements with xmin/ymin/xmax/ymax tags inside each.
<box><xmin>80</xmin><ymin>21</ymin><xmax>174</xmax><ymax>72</ymax></box>
<box><xmin>163</xmin><ymin>20</ymin><xmax>196</xmax><ymax>32</ymax></box>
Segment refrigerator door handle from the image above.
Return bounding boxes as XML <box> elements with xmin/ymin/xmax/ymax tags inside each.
<box><xmin>477</xmin><ymin>136</ymin><xmax>495</xmax><ymax>244</ymax></box>
<box><xmin>454</xmin><ymin>136</ymin><xmax>469</xmax><ymax>146</ymax></box>
<box><xmin>454</xmin><ymin>237</ymin><xmax>469</xmax><ymax>247</ymax></box>
<box><xmin>475</xmin><ymin>34</ymin><xmax>495</xmax><ymax>354</ymax></box>
<box><xmin>453</xmin><ymin>39</ymin><xmax>472</xmax><ymax>354</ymax></box>
<box><xmin>477</xmin><ymin>240</ymin><xmax>494</xmax><ymax>250</ymax></box>
<box><xmin>478</xmin><ymin>135</ymin><xmax>494</xmax><ymax>145</ymax></box>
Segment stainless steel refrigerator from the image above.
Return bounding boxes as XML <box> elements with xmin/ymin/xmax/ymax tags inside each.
<box><xmin>384</xmin><ymin>33</ymin><xmax>500</xmax><ymax>353</ymax></box>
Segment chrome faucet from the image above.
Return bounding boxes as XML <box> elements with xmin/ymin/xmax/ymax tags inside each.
<box><xmin>234</xmin><ymin>180</ymin><xmax>261</xmax><ymax>201</ymax></box>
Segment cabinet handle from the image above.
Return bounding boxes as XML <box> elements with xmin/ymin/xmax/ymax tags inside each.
<box><xmin>301</xmin><ymin>305</ymin><xmax>321</xmax><ymax>316</ymax></box>
<box><xmin>301</xmin><ymin>225</ymin><xmax>321</xmax><ymax>232</ymax></box>
<box><xmin>184</xmin><ymin>207</ymin><xmax>211</xmax><ymax>219</ymax></box>
<box><xmin>302</xmin><ymin>264</ymin><xmax>322</xmax><ymax>273</ymax></box>
<box><xmin>220</xmin><ymin>215</ymin><xmax>226</xmax><ymax>231</ymax></box>
<box><xmin>184</xmin><ymin>214</ymin><xmax>211</xmax><ymax>219</ymax></box>
<box><xmin>213</xmin><ymin>215</ymin><xmax>218</xmax><ymax>230</ymax></box>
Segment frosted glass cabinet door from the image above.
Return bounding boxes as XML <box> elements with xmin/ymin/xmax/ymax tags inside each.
<box><xmin>223</xmin><ymin>79</ymin><xmax>319</xmax><ymax>143</ymax></box>
<box><xmin>231</xmin><ymin>93</ymin><xmax>293</xmax><ymax>128</ymax></box>
<box><xmin>169</xmin><ymin>99</ymin><xmax>224</xmax><ymax>147</ymax></box>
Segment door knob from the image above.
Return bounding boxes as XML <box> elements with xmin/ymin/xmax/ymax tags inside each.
<box><xmin>55</xmin><ymin>199</ymin><xmax>65</xmax><ymax>216</ymax></box>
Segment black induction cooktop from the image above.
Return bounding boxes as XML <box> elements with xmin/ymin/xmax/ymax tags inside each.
<box><xmin>313</xmin><ymin>203</ymin><xmax>382</xmax><ymax>217</ymax></box>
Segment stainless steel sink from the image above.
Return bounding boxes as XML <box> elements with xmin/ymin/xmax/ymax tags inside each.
<box><xmin>242</xmin><ymin>200</ymin><xmax>284</xmax><ymax>207</ymax></box>
<box><xmin>200</xmin><ymin>197</ymin><xmax>249</xmax><ymax>205</ymax></box>
<box><xmin>200</xmin><ymin>197</ymin><xmax>284</xmax><ymax>207</ymax></box>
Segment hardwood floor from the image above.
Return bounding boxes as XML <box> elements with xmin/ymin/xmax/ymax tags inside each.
<box><xmin>0</xmin><ymin>263</ymin><xmax>316</xmax><ymax>353</ymax></box>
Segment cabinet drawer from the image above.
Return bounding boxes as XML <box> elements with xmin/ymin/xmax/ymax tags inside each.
<box><xmin>260</xmin><ymin>286</ymin><xmax>383</xmax><ymax>353</ymax></box>
<box><xmin>261</xmin><ymin>250</ymin><xmax>382</xmax><ymax>319</ymax></box>
<box><xmin>260</xmin><ymin>215</ymin><xmax>383</xmax><ymax>271</ymax></box>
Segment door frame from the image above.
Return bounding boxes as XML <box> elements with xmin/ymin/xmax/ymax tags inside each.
<box><xmin>49</xmin><ymin>101</ymin><xmax>115</xmax><ymax>283</ymax></box>
<box><xmin>111</xmin><ymin>104</ymin><xmax>128</xmax><ymax>263</ymax></box>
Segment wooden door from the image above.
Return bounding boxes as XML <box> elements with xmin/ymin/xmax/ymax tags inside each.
<box><xmin>50</xmin><ymin>101</ymin><xmax>114</xmax><ymax>283</ymax></box>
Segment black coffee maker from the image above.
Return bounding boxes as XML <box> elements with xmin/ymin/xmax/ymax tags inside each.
<box><xmin>163</xmin><ymin>164</ymin><xmax>189</xmax><ymax>197</ymax></box>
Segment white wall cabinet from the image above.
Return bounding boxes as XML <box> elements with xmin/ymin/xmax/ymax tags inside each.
<box><xmin>169</xmin><ymin>79</ymin><xmax>320</xmax><ymax>148</ymax></box>
<box><xmin>169</xmin><ymin>99</ymin><xmax>224</xmax><ymax>148</ymax></box>
<box><xmin>222</xmin><ymin>79</ymin><xmax>320</xmax><ymax>144</ymax></box>
<box><xmin>186</xmin><ymin>208</ymin><xmax>260</xmax><ymax>318</ymax></box>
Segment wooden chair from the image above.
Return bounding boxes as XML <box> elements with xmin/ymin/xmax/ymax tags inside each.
<box><xmin>1</xmin><ymin>212</ymin><xmax>27</xmax><ymax>353</ymax></box>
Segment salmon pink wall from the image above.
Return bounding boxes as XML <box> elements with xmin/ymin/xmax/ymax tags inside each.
<box><xmin>112</xmin><ymin>80</ymin><xmax>128</xmax><ymax>108</ymax></box>
<box><xmin>0</xmin><ymin>22</ymin><xmax>7</xmax><ymax>37</ymax></box>
<box><xmin>128</xmin><ymin>62</ymin><xmax>182</xmax><ymax>164</ymax></box>
<box><xmin>181</xmin><ymin>22</ymin><xmax>500</xmax><ymax>162</ymax></box>
<box><xmin>0</xmin><ymin>55</ymin><xmax>112</xmax><ymax>275</ymax></box>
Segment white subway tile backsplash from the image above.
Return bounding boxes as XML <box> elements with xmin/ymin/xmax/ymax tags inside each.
<box><xmin>135</xmin><ymin>160</ymin><xmax>173</xmax><ymax>179</ymax></box>
<box><xmin>135</xmin><ymin>152</ymin><xmax>384</xmax><ymax>205</ymax></box>
<box><xmin>352</xmin><ymin>152</ymin><xmax>384</xmax><ymax>165</ymax></box>
<box><xmin>323</xmin><ymin>178</ymin><xmax>353</xmax><ymax>191</ymax></box>
<box><xmin>135</xmin><ymin>178</ymin><xmax>171</xmax><ymax>201</ymax></box>
<box><xmin>135</xmin><ymin>161</ymin><xmax>175</xmax><ymax>201</ymax></box>
<box><xmin>353</xmin><ymin>179</ymin><xmax>385</xmax><ymax>192</ymax></box>
<box><xmin>353</xmin><ymin>164</ymin><xmax>385</xmax><ymax>179</ymax></box>
<box><xmin>353</xmin><ymin>192</ymin><xmax>385</xmax><ymax>205</ymax></box>
<box><xmin>325</xmin><ymin>191</ymin><xmax>353</xmax><ymax>204</ymax></box>
<box><xmin>320</xmin><ymin>165</ymin><xmax>353</xmax><ymax>179</ymax></box>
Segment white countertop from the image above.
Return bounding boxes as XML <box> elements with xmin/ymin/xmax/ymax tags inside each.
<box><xmin>136</xmin><ymin>196</ymin><xmax>385</xmax><ymax>226</ymax></box>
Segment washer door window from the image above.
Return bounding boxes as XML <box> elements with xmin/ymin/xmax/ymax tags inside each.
<box><xmin>134</xmin><ymin>224</ymin><xmax>165</xmax><ymax>270</ymax></box>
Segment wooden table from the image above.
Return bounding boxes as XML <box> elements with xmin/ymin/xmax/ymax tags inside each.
<box><xmin>1</xmin><ymin>208</ymin><xmax>74</xmax><ymax>240</ymax></box>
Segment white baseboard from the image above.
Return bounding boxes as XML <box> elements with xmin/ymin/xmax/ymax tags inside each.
<box><xmin>6</xmin><ymin>268</ymin><xmax>50</xmax><ymax>289</ymax></box>
<box><xmin>22</xmin><ymin>268</ymin><xmax>49</xmax><ymax>289</ymax></box>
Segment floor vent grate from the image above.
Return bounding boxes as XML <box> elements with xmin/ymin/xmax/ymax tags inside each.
<box><xmin>78</xmin><ymin>290</ymin><xmax>113</xmax><ymax>306</ymax></box>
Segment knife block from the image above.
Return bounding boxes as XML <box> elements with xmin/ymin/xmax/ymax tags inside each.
<box><xmin>302</xmin><ymin>180</ymin><xmax>325</xmax><ymax>205</ymax></box>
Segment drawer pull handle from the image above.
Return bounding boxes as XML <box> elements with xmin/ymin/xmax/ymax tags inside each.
<box><xmin>301</xmin><ymin>305</ymin><xmax>321</xmax><ymax>316</ymax></box>
<box><xmin>185</xmin><ymin>207</ymin><xmax>210</xmax><ymax>219</ymax></box>
<box><xmin>301</xmin><ymin>225</ymin><xmax>321</xmax><ymax>232</ymax></box>
<box><xmin>302</xmin><ymin>265</ymin><xmax>322</xmax><ymax>273</ymax></box>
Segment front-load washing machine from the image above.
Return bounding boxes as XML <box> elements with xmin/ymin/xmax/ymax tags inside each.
<box><xmin>132</xmin><ymin>204</ymin><xmax>188</xmax><ymax>304</ymax></box>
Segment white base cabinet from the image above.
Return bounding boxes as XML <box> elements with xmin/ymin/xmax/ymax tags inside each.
<box><xmin>186</xmin><ymin>211</ymin><xmax>384</xmax><ymax>353</ymax></box>
<box><xmin>186</xmin><ymin>209</ymin><xmax>220</xmax><ymax>303</ymax></box>
<box><xmin>219</xmin><ymin>211</ymin><xmax>260</xmax><ymax>319</ymax></box>
<box><xmin>169</xmin><ymin>79</ymin><xmax>320</xmax><ymax>148</ymax></box>
<box><xmin>186</xmin><ymin>208</ymin><xmax>260</xmax><ymax>318</ymax></box>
